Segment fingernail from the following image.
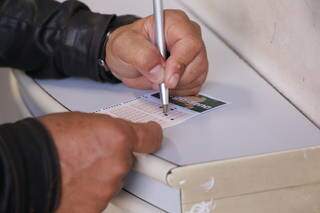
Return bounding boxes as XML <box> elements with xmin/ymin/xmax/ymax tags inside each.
<box><xmin>149</xmin><ymin>65</ymin><xmax>165</xmax><ymax>83</ymax></box>
<box><xmin>168</xmin><ymin>73</ymin><xmax>180</xmax><ymax>88</ymax></box>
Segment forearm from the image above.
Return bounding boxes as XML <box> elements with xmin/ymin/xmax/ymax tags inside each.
<box><xmin>0</xmin><ymin>118</ymin><xmax>61</xmax><ymax>212</ymax></box>
<box><xmin>0</xmin><ymin>0</ymin><xmax>137</xmax><ymax>82</ymax></box>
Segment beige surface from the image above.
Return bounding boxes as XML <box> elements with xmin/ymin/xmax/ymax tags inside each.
<box><xmin>182</xmin><ymin>0</ymin><xmax>320</xmax><ymax>127</ymax></box>
<box><xmin>167</xmin><ymin>146</ymin><xmax>320</xmax><ymax>212</ymax></box>
<box><xmin>183</xmin><ymin>183</ymin><xmax>320</xmax><ymax>213</ymax></box>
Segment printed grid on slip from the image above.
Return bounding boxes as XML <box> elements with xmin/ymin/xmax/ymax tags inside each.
<box><xmin>95</xmin><ymin>93</ymin><xmax>227</xmax><ymax>129</ymax></box>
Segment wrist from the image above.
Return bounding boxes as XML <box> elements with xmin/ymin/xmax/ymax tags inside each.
<box><xmin>97</xmin><ymin>15</ymin><xmax>140</xmax><ymax>83</ymax></box>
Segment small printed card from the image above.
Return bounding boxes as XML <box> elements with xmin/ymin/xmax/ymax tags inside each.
<box><xmin>96</xmin><ymin>92</ymin><xmax>227</xmax><ymax>128</ymax></box>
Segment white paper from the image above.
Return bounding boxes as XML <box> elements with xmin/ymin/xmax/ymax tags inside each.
<box><xmin>96</xmin><ymin>93</ymin><xmax>226</xmax><ymax>128</ymax></box>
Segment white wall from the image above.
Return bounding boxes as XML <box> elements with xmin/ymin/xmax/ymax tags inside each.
<box><xmin>182</xmin><ymin>0</ymin><xmax>320</xmax><ymax>127</ymax></box>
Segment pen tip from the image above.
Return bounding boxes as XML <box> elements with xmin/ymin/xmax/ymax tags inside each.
<box><xmin>163</xmin><ymin>105</ymin><xmax>169</xmax><ymax>114</ymax></box>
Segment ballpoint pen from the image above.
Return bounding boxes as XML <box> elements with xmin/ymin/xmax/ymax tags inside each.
<box><xmin>153</xmin><ymin>0</ymin><xmax>169</xmax><ymax>114</ymax></box>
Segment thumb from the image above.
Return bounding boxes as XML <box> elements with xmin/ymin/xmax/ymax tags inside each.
<box><xmin>129</xmin><ymin>121</ymin><xmax>163</xmax><ymax>153</ymax></box>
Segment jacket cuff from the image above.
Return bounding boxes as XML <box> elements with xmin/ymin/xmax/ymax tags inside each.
<box><xmin>0</xmin><ymin>118</ymin><xmax>61</xmax><ymax>212</ymax></box>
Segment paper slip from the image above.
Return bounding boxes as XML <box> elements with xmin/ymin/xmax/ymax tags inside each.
<box><xmin>96</xmin><ymin>92</ymin><xmax>227</xmax><ymax>128</ymax></box>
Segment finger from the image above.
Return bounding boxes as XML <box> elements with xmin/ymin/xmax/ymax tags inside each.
<box><xmin>165</xmin><ymin>33</ymin><xmax>204</xmax><ymax>89</ymax></box>
<box><xmin>110</xmin><ymin>30</ymin><xmax>165</xmax><ymax>83</ymax></box>
<box><xmin>171</xmin><ymin>86</ymin><xmax>202</xmax><ymax>96</ymax></box>
<box><xmin>122</xmin><ymin>76</ymin><xmax>153</xmax><ymax>90</ymax></box>
<box><xmin>190</xmin><ymin>20</ymin><xmax>202</xmax><ymax>37</ymax></box>
<box><xmin>176</xmin><ymin>48</ymin><xmax>208</xmax><ymax>88</ymax></box>
<box><xmin>128</xmin><ymin>121</ymin><xmax>163</xmax><ymax>153</ymax></box>
<box><xmin>176</xmin><ymin>72</ymin><xmax>207</xmax><ymax>90</ymax></box>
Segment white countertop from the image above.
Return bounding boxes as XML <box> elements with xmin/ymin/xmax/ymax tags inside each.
<box><xmin>21</xmin><ymin>0</ymin><xmax>320</xmax><ymax>166</ymax></box>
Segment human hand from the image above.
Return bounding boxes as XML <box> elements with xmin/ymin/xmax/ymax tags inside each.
<box><xmin>39</xmin><ymin>112</ymin><xmax>162</xmax><ymax>212</ymax></box>
<box><xmin>105</xmin><ymin>10</ymin><xmax>208</xmax><ymax>96</ymax></box>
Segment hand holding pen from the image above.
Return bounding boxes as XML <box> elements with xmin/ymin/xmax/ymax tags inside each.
<box><xmin>104</xmin><ymin>8</ymin><xmax>209</xmax><ymax>98</ymax></box>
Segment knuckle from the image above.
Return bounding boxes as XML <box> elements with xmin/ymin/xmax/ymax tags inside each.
<box><xmin>189</xmin><ymin>37</ymin><xmax>203</xmax><ymax>51</ymax></box>
<box><xmin>192</xmin><ymin>21</ymin><xmax>201</xmax><ymax>31</ymax></box>
<box><xmin>171</xmin><ymin>9</ymin><xmax>189</xmax><ymax>20</ymax></box>
<box><xmin>114</xmin><ymin>133</ymin><xmax>130</xmax><ymax>151</ymax></box>
<box><xmin>111</xmin><ymin>126</ymin><xmax>132</xmax><ymax>150</ymax></box>
<box><xmin>110</xmin><ymin>121</ymin><xmax>138</xmax><ymax>152</ymax></box>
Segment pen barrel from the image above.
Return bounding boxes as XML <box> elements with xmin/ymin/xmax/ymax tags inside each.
<box><xmin>160</xmin><ymin>83</ymin><xmax>169</xmax><ymax>105</ymax></box>
<box><xmin>153</xmin><ymin>0</ymin><xmax>167</xmax><ymax>59</ymax></box>
<box><xmin>154</xmin><ymin>0</ymin><xmax>169</xmax><ymax>108</ymax></box>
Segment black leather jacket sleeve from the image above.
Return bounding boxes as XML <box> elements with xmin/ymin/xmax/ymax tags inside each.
<box><xmin>0</xmin><ymin>0</ymin><xmax>137</xmax><ymax>82</ymax></box>
<box><xmin>0</xmin><ymin>118</ymin><xmax>61</xmax><ymax>213</ymax></box>
<box><xmin>0</xmin><ymin>0</ymin><xmax>140</xmax><ymax>212</ymax></box>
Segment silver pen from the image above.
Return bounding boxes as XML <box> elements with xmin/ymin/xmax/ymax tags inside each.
<box><xmin>153</xmin><ymin>0</ymin><xmax>169</xmax><ymax>114</ymax></box>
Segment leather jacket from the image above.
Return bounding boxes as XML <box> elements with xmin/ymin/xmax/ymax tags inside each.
<box><xmin>0</xmin><ymin>0</ymin><xmax>137</xmax><ymax>212</ymax></box>
<box><xmin>0</xmin><ymin>0</ymin><xmax>137</xmax><ymax>82</ymax></box>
